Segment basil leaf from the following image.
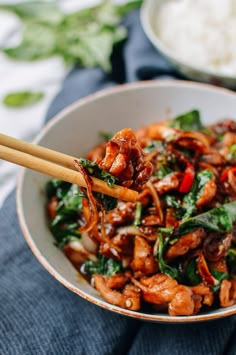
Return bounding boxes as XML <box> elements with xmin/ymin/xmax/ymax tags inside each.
<box><xmin>51</xmin><ymin>222</ymin><xmax>81</xmax><ymax>249</ymax></box>
<box><xmin>0</xmin><ymin>1</ymin><xmax>63</xmax><ymax>24</ymax></box>
<box><xmin>176</xmin><ymin>201</ymin><xmax>236</xmax><ymax>236</ymax></box>
<box><xmin>79</xmin><ymin>158</ymin><xmax>118</xmax><ymax>188</ymax></box>
<box><xmin>3</xmin><ymin>90</ymin><xmax>44</xmax><ymax>108</ymax></box>
<box><xmin>182</xmin><ymin>170</ymin><xmax>214</xmax><ymax>219</ymax></box>
<box><xmin>143</xmin><ymin>140</ymin><xmax>163</xmax><ymax>154</ymax></box>
<box><xmin>46</xmin><ymin>179</ymin><xmax>71</xmax><ymax>199</ymax></box>
<box><xmin>169</xmin><ymin>110</ymin><xmax>204</xmax><ymax>131</ymax></box>
<box><xmin>99</xmin><ymin>131</ymin><xmax>113</xmax><ymax>142</ymax></box>
<box><xmin>2</xmin><ymin>0</ymin><xmax>141</xmax><ymax>71</ymax></box>
<box><xmin>155</xmin><ymin>163</ymin><xmax>172</xmax><ymax>179</ymax></box>
<box><xmin>57</xmin><ymin>184</ymin><xmax>84</xmax><ymax>215</ymax></box>
<box><xmin>210</xmin><ymin>269</ymin><xmax>228</xmax><ymax>293</ymax></box>
<box><xmin>83</xmin><ymin>254</ymin><xmax>122</xmax><ymax>276</ymax></box>
<box><xmin>95</xmin><ymin>193</ymin><xmax>117</xmax><ymax>211</ymax></box>
<box><xmin>157</xmin><ymin>229</ymin><xmax>179</xmax><ymax>279</ymax></box>
<box><xmin>185</xmin><ymin>258</ymin><xmax>202</xmax><ymax>286</ymax></box>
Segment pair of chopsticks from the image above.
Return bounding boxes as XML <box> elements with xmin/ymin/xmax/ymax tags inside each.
<box><xmin>0</xmin><ymin>133</ymin><xmax>138</xmax><ymax>202</ymax></box>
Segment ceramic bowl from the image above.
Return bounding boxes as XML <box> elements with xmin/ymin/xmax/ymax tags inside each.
<box><xmin>141</xmin><ymin>0</ymin><xmax>236</xmax><ymax>88</ymax></box>
<box><xmin>17</xmin><ymin>80</ymin><xmax>236</xmax><ymax>323</ymax></box>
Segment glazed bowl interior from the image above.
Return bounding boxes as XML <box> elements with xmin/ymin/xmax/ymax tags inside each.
<box><xmin>141</xmin><ymin>0</ymin><xmax>236</xmax><ymax>88</ymax></box>
<box><xmin>17</xmin><ymin>81</ymin><xmax>236</xmax><ymax>323</ymax></box>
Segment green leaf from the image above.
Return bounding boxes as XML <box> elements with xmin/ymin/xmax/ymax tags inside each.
<box><xmin>83</xmin><ymin>254</ymin><xmax>122</xmax><ymax>276</ymax></box>
<box><xmin>99</xmin><ymin>131</ymin><xmax>113</xmax><ymax>142</ymax></box>
<box><xmin>169</xmin><ymin>110</ymin><xmax>204</xmax><ymax>131</ymax></box>
<box><xmin>210</xmin><ymin>269</ymin><xmax>228</xmax><ymax>293</ymax></box>
<box><xmin>143</xmin><ymin>140</ymin><xmax>164</xmax><ymax>154</ymax></box>
<box><xmin>157</xmin><ymin>229</ymin><xmax>179</xmax><ymax>279</ymax></box>
<box><xmin>3</xmin><ymin>90</ymin><xmax>44</xmax><ymax>108</ymax></box>
<box><xmin>155</xmin><ymin>163</ymin><xmax>172</xmax><ymax>179</ymax></box>
<box><xmin>79</xmin><ymin>158</ymin><xmax>118</xmax><ymax>188</ymax></box>
<box><xmin>94</xmin><ymin>193</ymin><xmax>117</xmax><ymax>211</ymax></box>
<box><xmin>176</xmin><ymin>201</ymin><xmax>236</xmax><ymax>236</ymax></box>
<box><xmin>46</xmin><ymin>179</ymin><xmax>71</xmax><ymax>198</ymax></box>
<box><xmin>1</xmin><ymin>0</ymin><xmax>140</xmax><ymax>71</ymax></box>
<box><xmin>4</xmin><ymin>21</ymin><xmax>57</xmax><ymax>61</ymax></box>
<box><xmin>182</xmin><ymin>170</ymin><xmax>214</xmax><ymax>219</ymax></box>
<box><xmin>184</xmin><ymin>258</ymin><xmax>202</xmax><ymax>286</ymax></box>
<box><xmin>116</xmin><ymin>0</ymin><xmax>143</xmax><ymax>16</ymax></box>
<box><xmin>0</xmin><ymin>1</ymin><xmax>63</xmax><ymax>24</ymax></box>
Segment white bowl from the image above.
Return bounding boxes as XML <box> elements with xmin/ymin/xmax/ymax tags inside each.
<box><xmin>17</xmin><ymin>80</ymin><xmax>236</xmax><ymax>323</ymax></box>
<box><xmin>141</xmin><ymin>0</ymin><xmax>236</xmax><ymax>88</ymax></box>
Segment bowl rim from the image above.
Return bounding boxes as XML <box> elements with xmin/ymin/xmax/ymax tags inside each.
<box><xmin>141</xmin><ymin>0</ymin><xmax>236</xmax><ymax>81</ymax></box>
<box><xmin>16</xmin><ymin>79</ymin><xmax>236</xmax><ymax>323</ymax></box>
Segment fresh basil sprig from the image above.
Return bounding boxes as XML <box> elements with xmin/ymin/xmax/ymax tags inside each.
<box><xmin>1</xmin><ymin>0</ymin><xmax>142</xmax><ymax>72</ymax></box>
<box><xmin>176</xmin><ymin>201</ymin><xmax>236</xmax><ymax>236</ymax></box>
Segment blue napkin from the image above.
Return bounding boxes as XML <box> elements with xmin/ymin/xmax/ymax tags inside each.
<box><xmin>1</xmin><ymin>10</ymin><xmax>236</xmax><ymax>355</ymax></box>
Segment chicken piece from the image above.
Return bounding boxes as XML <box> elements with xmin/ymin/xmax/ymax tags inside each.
<box><xmin>130</xmin><ymin>236</ymin><xmax>158</xmax><ymax>275</ymax></box>
<box><xmin>222</xmin><ymin>132</ymin><xmax>236</xmax><ymax>147</ymax></box>
<box><xmin>219</xmin><ymin>279</ymin><xmax>236</xmax><ymax>308</ymax></box>
<box><xmin>105</xmin><ymin>274</ymin><xmax>128</xmax><ymax>289</ymax></box>
<box><xmin>99</xmin><ymin>128</ymin><xmax>153</xmax><ymax>190</ymax></box>
<box><xmin>168</xmin><ymin>286</ymin><xmax>195</xmax><ymax>316</ymax></box>
<box><xmin>147</xmin><ymin>123</ymin><xmax>178</xmax><ymax>141</ymax></box>
<box><xmin>203</xmin><ymin>233</ymin><xmax>232</xmax><ymax>262</ymax></box>
<box><xmin>196</xmin><ymin>178</ymin><xmax>217</xmax><ymax>207</ymax></box>
<box><xmin>165</xmin><ymin>228</ymin><xmax>206</xmax><ymax>261</ymax></box>
<box><xmin>154</xmin><ymin>172</ymin><xmax>182</xmax><ymax>195</ymax></box>
<box><xmin>130</xmin><ymin>273</ymin><xmax>195</xmax><ymax>316</ymax></box>
<box><xmin>99</xmin><ymin>233</ymin><xmax>133</xmax><ymax>262</ymax></box>
<box><xmin>105</xmin><ymin>202</ymin><xmax>135</xmax><ymax>226</ymax></box>
<box><xmin>94</xmin><ymin>274</ymin><xmax>141</xmax><ymax>310</ymax></box>
<box><xmin>86</xmin><ymin>142</ymin><xmax>106</xmax><ymax>161</ymax></box>
<box><xmin>191</xmin><ymin>284</ymin><xmax>214</xmax><ymax>307</ymax></box>
<box><xmin>200</xmin><ymin>150</ymin><xmax>225</xmax><ymax>165</ymax></box>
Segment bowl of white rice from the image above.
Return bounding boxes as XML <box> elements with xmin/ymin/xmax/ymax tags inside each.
<box><xmin>141</xmin><ymin>0</ymin><xmax>236</xmax><ymax>87</ymax></box>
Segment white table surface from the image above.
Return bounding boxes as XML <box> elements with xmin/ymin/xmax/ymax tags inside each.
<box><xmin>0</xmin><ymin>0</ymin><xmax>127</xmax><ymax>207</ymax></box>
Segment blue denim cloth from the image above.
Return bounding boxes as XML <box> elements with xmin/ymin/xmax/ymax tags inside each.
<box><xmin>1</xmin><ymin>10</ymin><xmax>236</xmax><ymax>355</ymax></box>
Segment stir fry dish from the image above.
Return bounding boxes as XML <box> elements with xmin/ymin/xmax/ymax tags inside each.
<box><xmin>46</xmin><ymin>110</ymin><xmax>236</xmax><ymax>316</ymax></box>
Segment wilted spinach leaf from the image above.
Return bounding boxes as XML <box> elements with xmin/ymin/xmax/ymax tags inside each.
<box><xmin>157</xmin><ymin>228</ymin><xmax>179</xmax><ymax>279</ymax></box>
<box><xmin>169</xmin><ymin>110</ymin><xmax>204</xmax><ymax>131</ymax></box>
<box><xmin>184</xmin><ymin>258</ymin><xmax>202</xmax><ymax>286</ymax></box>
<box><xmin>83</xmin><ymin>254</ymin><xmax>122</xmax><ymax>276</ymax></box>
<box><xmin>182</xmin><ymin>170</ymin><xmax>214</xmax><ymax>219</ymax></box>
<box><xmin>176</xmin><ymin>201</ymin><xmax>236</xmax><ymax>236</ymax></box>
<box><xmin>99</xmin><ymin>131</ymin><xmax>113</xmax><ymax>142</ymax></box>
<box><xmin>79</xmin><ymin>158</ymin><xmax>118</xmax><ymax>187</ymax></box>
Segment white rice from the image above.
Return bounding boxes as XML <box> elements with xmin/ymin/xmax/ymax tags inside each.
<box><xmin>155</xmin><ymin>0</ymin><xmax>236</xmax><ymax>75</ymax></box>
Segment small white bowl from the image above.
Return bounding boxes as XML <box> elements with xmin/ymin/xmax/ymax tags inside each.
<box><xmin>141</xmin><ymin>0</ymin><xmax>236</xmax><ymax>88</ymax></box>
<box><xmin>17</xmin><ymin>80</ymin><xmax>236</xmax><ymax>323</ymax></box>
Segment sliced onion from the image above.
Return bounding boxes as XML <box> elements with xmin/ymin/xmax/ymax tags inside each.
<box><xmin>116</xmin><ymin>225</ymin><xmax>146</xmax><ymax>237</ymax></box>
<box><xmin>68</xmin><ymin>240</ymin><xmax>98</xmax><ymax>262</ymax></box>
<box><xmin>81</xmin><ymin>232</ymin><xmax>98</xmax><ymax>254</ymax></box>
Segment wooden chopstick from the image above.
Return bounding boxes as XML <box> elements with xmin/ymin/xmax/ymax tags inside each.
<box><xmin>0</xmin><ymin>134</ymin><xmax>138</xmax><ymax>203</ymax></box>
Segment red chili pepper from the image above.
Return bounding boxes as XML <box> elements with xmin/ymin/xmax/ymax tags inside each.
<box><xmin>220</xmin><ymin>166</ymin><xmax>236</xmax><ymax>182</ymax></box>
<box><xmin>179</xmin><ymin>164</ymin><xmax>195</xmax><ymax>193</ymax></box>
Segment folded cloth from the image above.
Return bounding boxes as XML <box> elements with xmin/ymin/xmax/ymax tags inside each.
<box><xmin>1</xmin><ymin>9</ymin><xmax>236</xmax><ymax>355</ymax></box>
